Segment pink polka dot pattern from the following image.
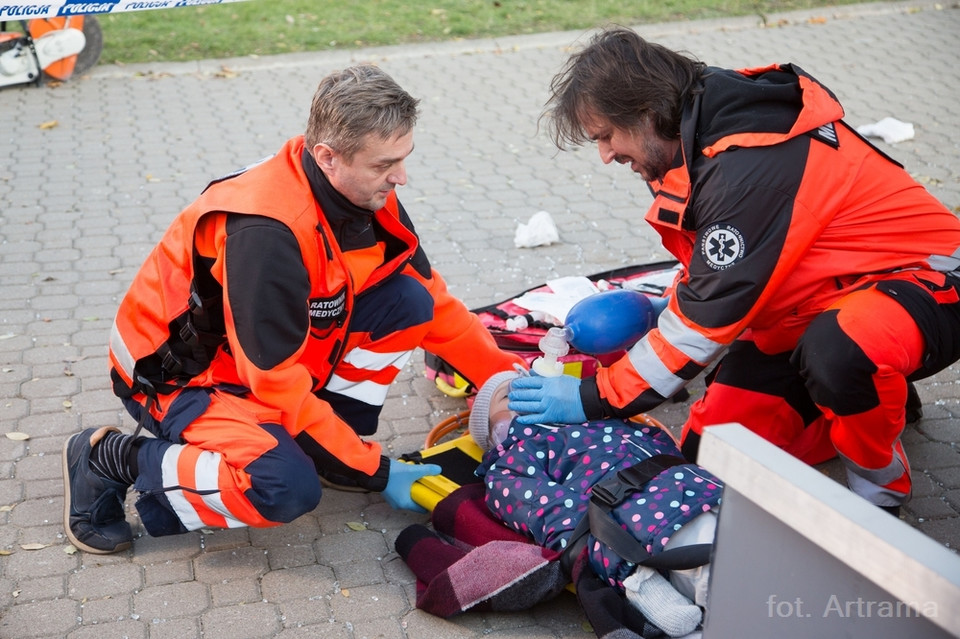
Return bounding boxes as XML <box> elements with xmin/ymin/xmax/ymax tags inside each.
<box><xmin>477</xmin><ymin>418</ymin><xmax>722</xmax><ymax>590</ymax></box>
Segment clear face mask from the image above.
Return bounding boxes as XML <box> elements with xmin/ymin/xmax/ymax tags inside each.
<box><xmin>489</xmin><ymin>413</ymin><xmax>514</xmax><ymax>448</ymax></box>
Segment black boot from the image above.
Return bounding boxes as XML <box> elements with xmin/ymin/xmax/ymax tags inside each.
<box><xmin>61</xmin><ymin>427</ymin><xmax>133</xmax><ymax>554</ymax></box>
<box><xmin>905</xmin><ymin>382</ymin><xmax>923</xmax><ymax>425</ymax></box>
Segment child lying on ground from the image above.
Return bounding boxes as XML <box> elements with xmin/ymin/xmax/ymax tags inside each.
<box><xmin>468</xmin><ymin>370</ymin><xmax>723</xmax><ymax>637</ymax></box>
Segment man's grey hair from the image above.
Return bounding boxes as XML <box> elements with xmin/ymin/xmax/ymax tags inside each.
<box><xmin>304</xmin><ymin>64</ymin><xmax>420</xmax><ymax>160</ymax></box>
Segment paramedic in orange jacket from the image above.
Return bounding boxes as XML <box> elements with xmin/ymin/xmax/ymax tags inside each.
<box><xmin>62</xmin><ymin>65</ymin><xmax>523</xmax><ymax>554</ymax></box>
<box><xmin>508</xmin><ymin>28</ymin><xmax>960</xmax><ymax>515</ymax></box>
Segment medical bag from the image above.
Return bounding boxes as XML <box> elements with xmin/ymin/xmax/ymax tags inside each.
<box><xmin>424</xmin><ymin>260</ymin><xmax>681</xmax><ymax>397</ymax></box>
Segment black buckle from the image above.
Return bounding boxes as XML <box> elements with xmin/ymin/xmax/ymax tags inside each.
<box><xmin>179</xmin><ymin>314</ymin><xmax>223</xmax><ymax>348</ymax></box>
<box><xmin>160</xmin><ymin>349</ymin><xmax>183</xmax><ymax>376</ymax></box>
<box><xmin>590</xmin><ymin>476</ymin><xmax>629</xmax><ymax>509</ymax></box>
<box><xmin>179</xmin><ymin>319</ymin><xmax>200</xmax><ymax>346</ymax></box>
<box><xmin>590</xmin><ymin>454</ymin><xmax>688</xmax><ymax>509</ymax></box>
<box><xmin>187</xmin><ymin>289</ymin><xmax>203</xmax><ymax>313</ymax></box>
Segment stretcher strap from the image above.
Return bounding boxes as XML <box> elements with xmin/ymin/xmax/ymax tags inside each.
<box><xmin>560</xmin><ymin>454</ymin><xmax>711</xmax><ymax>576</ymax></box>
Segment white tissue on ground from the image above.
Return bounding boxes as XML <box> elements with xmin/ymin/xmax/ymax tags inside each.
<box><xmin>856</xmin><ymin>117</ymin><xmax>915</xmax><ymax>144</ymax></box>
<box><xmin>514</xmin><ymin>210</ymin><xmax>560</xmax><ymax>248</ymax></box>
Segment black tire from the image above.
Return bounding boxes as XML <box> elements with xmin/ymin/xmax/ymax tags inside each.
<box><xmin>72</xmin><ymin>15</ymin><xmax>102</xmax><ymax>75</ymax></box>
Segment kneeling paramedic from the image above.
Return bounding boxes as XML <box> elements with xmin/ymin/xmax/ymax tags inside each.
<box><xmin>508</xmin><ymin>28</ymin><xmax>960</xmax><ymax>516</ymax></box>
<box><xmin>62</xmin><ymin>65</ymin><xmax>524</xmax><ymax>554</ymax></box>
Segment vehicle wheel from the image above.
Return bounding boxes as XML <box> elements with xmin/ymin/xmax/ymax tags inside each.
<box><xmin>72</xmin><ymin>15</ymin><xmax>102</xmax><ymax>75</ymax></box>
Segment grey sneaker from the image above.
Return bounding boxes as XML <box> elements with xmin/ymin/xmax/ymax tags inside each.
<box><xmin>62</xmin><ymin>427</ymin><xmax>133</xmax><ymax>554</ymax></box>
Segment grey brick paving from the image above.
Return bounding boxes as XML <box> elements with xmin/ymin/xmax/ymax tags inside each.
<box><xmin>1</xmin><ymin>2</ymin><xmax>958</xmax><ymax>637</ymax></box>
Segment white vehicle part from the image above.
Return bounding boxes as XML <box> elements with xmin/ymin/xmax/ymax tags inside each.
<box><xmin>34</xmin><ymin>27</ymin><xmax>85</xmax><ymax>68</ymax></box>
<box><xmin>0</xmin><ymin>42</ymin><xmax>41</xmax><ymax>84</ymax></box>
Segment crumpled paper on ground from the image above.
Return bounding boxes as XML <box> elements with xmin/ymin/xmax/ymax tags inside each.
<box><xmin>856</xmin><ymin>117</ymin><xmax>915</xmax><ymax>144</ymax></box>
<box><xmin>514</xmin><ymin>210</ymin><xmax>560</xmax><ymax>248</ymax></box>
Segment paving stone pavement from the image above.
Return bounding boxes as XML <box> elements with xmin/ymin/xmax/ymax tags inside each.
<box><xmin>1</xmin><ymin>2</ymin><xmax>959</xmax><ymax>637</ymax></box>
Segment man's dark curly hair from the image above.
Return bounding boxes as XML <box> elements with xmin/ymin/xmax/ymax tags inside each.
<box><xmin>542</xmin><ymin>26</ymin><xmax>706</xmax><ymax>148</ymax></box>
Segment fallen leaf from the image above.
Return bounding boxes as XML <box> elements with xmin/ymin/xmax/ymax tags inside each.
<box><xmin>341</xmin><ymin>589</ymin><xmax>350</xmax><ymax>597</ymax></box>
<box><xmin>0</xmin><ymin>550</ymin><xmax>12</xmax><ymax>556</ymax></box>
<box><xmin>5</xmin><ymin>432</ymin><xmax>29</xmax><ymax>441</ymax></box>
<box><xmin>807</xmin><ymin>16</ymin><xmax>827</xmax><ymax>24</ymax></box>
<box><xmin>20</xmin><ymin>543</ymin><xmax>49</xmax><ymax>550</ymax></box>
<box><xmin>64</xmin><ymin>545</ymin><xmax>78</xmax><ymax>555</ymax></box>
<box><xmin>39</xmin><ymin>120</ymin><xmax>58</xmax><ymax>130</ymax></box>
<box><xmin>62</xmin><ymin>400</ymin><xmax>73</xmax><ymax>409</ymax></box>
<box><xmin>0</xmin><ymin>505</ymin><xmax>13</xmax><ymax>512</ymax></box>
<box><xmin>346</xmin><ymin>521</ymin><xmax>367</xmax><ymax>531</ymax></box>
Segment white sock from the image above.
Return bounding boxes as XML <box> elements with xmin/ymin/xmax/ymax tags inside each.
<box><xmin>623</xmin><ymin>566</ymin><xmax>702</xmax><ymax>637</ymax></box>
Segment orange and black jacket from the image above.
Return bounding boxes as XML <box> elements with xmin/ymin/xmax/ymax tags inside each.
<box><xmin>109</xmin><ymin>136</ymin><xmax>520</xmax><ymax>487</ymax></box>
<box><xmin>582</xmin><ymin>64</ymin><xmax>960</xmax><ymax>419</ymax></box>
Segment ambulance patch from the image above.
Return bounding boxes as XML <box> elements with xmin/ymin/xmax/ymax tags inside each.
<box><xmin>701</xmin><ymin>224</ymin><xmax>745</xmax><ymax>270</ymax></box>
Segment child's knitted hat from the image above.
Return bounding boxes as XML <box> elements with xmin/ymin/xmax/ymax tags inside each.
<box><xmin>468</xmin><ymin>370</ymin><xmax>520</xmax><ymax>449</ymax></box>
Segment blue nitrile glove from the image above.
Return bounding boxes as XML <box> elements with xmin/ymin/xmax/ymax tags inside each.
<box><xmin>383</xmin><ymin>459</ymin><xmax>442</xmax><ymax>513</ymax></box>
<box><xmin>507</xmin><ymin>374</ymin><xmax>586</xmax><ymax>425</ymax></box>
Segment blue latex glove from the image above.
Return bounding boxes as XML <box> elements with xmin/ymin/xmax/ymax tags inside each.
<box><xmin>507</xmin><ymin>374</ymin><xmax>586</xmax><ymax>425</ymax></box>
<box><xmin>383</xmin><ymin>459</ymin><xmax>442</xmax><ymax>513</ymax></box>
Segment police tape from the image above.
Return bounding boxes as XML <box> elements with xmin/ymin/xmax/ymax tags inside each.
<box><xmin>0</xmin><ymin>0</ymin><xmax>250</xmax><ymax>20</ymax></box>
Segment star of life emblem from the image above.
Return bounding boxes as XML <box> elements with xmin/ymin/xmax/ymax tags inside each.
<box><xmin>701</xmin><ymin>224</ymin><xmax>745</xmax><ymax>270</ymax></box>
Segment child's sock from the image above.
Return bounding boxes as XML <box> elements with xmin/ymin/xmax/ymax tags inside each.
<box><xmin>623</xmin><ymin>565</ymin><xmax>702</xmax><ymax>637</ymax></box>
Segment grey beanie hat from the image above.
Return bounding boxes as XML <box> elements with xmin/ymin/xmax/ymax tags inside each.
<box><xmin>469</xmin><ymin>370</ymin><xmax>520</xmax><ymax>449</ymax></box>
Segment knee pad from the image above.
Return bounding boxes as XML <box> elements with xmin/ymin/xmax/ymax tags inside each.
<box><xmin>793</xmin><ymin>310</ymin><xmax>878</xmax><ymax>415</ymax></box>
<box><xmin>243</xmin><ymin>424</ymin><xmax>321</xmax><ymax>523</ymax></box>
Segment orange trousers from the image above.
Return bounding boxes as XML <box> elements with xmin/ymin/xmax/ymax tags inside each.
<box><xmin>681</xmin><ymin>275</ymin><xmax>960</xmax><ymax>507</ymax></box>
<box><xmin>127</xmin><ymin>274</ymin><xmax>433</xmax><ymax>536</ymax></box>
